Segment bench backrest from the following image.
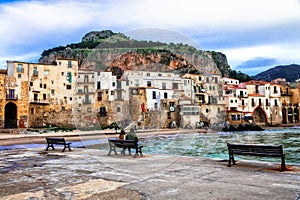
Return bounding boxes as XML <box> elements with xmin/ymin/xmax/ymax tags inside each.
<box><xmin>108</xmin><ymin>139</ymin><xmax>138</xmax><ymax>148</ymax></box>
<box><xmin>227</xmin><ymin>143</ymin><xmax>283</xmax><ymax>156</ymax></box>
<box><xmin>46</xmin><ymin>137</ymin><xmax>66</xmax><ymax>144</ymax></box>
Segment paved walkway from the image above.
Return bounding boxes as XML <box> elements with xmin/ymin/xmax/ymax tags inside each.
<box><xmin>0</xmin><ymin>146</ymin><xmax>299</xmax><ymax>200</ymax></box>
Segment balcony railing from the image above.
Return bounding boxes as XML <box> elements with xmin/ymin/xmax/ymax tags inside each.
<box><xmin>82</xmin><ymin>99</ymin><xmax>91</xmax><ymax>104</ymax></box>
<box><xmin>6</xmin><ymin>94</ymin><xmax>18</xmax><ymax>100</ymax></box>
<box><xmin>30</xmin><ymin>99</ymin><xmax>49</xmax><ymax>104</ymax></box>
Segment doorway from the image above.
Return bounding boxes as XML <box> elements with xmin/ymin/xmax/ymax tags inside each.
<box><xmin>4</xmin><ymin>102</ymin><xmax>17</xmax><ymax>128</ymax></box>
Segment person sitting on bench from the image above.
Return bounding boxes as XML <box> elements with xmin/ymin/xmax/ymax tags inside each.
<box><xmin>119</xmin><ymin>130</ymin><xmax>126</xmax><ymax>140</ymax></box>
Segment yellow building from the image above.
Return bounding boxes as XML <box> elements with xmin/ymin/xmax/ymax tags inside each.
<box><xmin>0</xmin><ymin>69</ymin><xmax>7</xmax><ymax>128</ymax></box>
<box><xmin>4</xmin><ymin>59</ymin><xmax>78</xmax><ymax>129</ymax></box>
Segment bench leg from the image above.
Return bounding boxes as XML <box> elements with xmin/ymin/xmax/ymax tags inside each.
<box><xmin>281</xmin><ymin>156</ymin><xmax>286</xmax><ymax>171</ymax></box>
<box><xmin>46</xmin><ymin>144</ymin><xmax>55</xmax><ymax>151</ymax></box>
<box><xmin>62</xmin><ymin>144</ymin><xmax>71</xmax><ymax>152</ymax></box>
<box><xmin>108</xmin><ymin>145</ymin><xmax>117</xmax><ymax>156</ymax></box>
<box><xmin>228</xmin><ymin>153</ymin><xmax>235</xmax><ymax>167</ymax></box>
<box><xmin>134</xmin><ymin>146</ymin><xmax>143</xmax><ymax>157</ymax></box>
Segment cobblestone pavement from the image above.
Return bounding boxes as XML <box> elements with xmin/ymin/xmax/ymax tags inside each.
<box><xmin>0</xmin><ymin>146</ymin><xmax>299</xmax><ymax>200</ymax></box>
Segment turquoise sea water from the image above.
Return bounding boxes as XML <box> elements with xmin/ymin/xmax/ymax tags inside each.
<box><xmin>1</xmin><ymin>127</ymin><xmax>299</xmax><ymax>164</ymax></box>
<box><xmin>139</xmin><ymin>127</ymin><xmax>300</xmax><ymax>164</ymax></box>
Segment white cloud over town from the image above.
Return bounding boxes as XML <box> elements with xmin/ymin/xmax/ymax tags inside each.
<box><xmin>0</xmin><ymin>0</ymin><xmax>300</xmax><ymax>75</ymax></box>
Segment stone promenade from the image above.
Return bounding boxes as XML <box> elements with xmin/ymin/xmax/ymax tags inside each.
<box><xmin>0</xmin><ymin>145</ymin><xmax>299</xmax><ymax>200</ymax></box>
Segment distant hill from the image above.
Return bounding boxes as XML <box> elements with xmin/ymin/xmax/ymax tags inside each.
<box><xmin>253</xmin><ymin>64</ymin><xmax>300</xmax><ymax>82</ymax></box>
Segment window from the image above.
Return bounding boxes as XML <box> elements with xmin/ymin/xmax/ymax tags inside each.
<box><xmin>117</xmin><ymin>107</ymin><xmax>121</xmax><ymax>112</ymax></box>
<box><xmin>34</xmin><ymin>93</ymin><xmax>38</xmax><ymax>101</ymax></box>
<box><xmin>97</xmin><ymin>92</ymin><xmax>102</xmax><ymax>101</ymax></box>
<box><xmin>215</xmin><ymin>77</ymin><xmax>218</xmax><ymax>84</ymax></box>
<box><xmin>67</xmin><ymin>72</ymin><xmax>72</xmax><ymax>83</ymax></box>
<box><xmin>164</xmin><ymin>92</ymin><xmax>168</xmax><ymax>99</ymax></box>
<box><xmin>169</xmin><ymin>102</ymin><xmax>175</xmax><ymax>107</ymax></box>
<box><xmin>30</xmin><ymin>82</ymin><xmax>33</xmax><ymax>86</ymax></box>
<box><xmin>218</xmin><ymin>107</ymin><xmax>221</xmax><ymax>113</ymax></box>
<box><xmin>84</xmin><ymin>86</ymin><xmax>88</xmax><ymax>93</ymax></box>
<box><xmin>33</xmin><ymin>67</ymin><xmax>38</xmax><ymax>76</ymax></box>
<box><xmin>68</xmin><ymin>61</ymin><xmax>72</xmax><ymax>68</ymax></box>
<box><xmin>162</xmin><ymin>83</ymin><xmax>166</xmax><ymax>89</ymax></box>
<box><xmin>274</xmin><ymin>86</ymin><xmax>278</xmax><ymax>94</ymax></box>
<box><xmin>111</xmin><ymin>91</ymin><xmax>115</xmax><ymax>95</ymax></box>
<box><xmin>97</xmin><ymin>81</ymin><xmax>101</xmax><ymax>89</ymax></box>
<box><xmin>167</xmin><ymin>112</ymin><xmax>171</xmax><ymax>119</ymax></box>
<box><xmin>40</xmin><ymin>83</ymin><xmax>42</xmax><ymax>88</ymax></box>
<box><xmin>147</xmin><ymin>81</ymin><xmax>151</xmax><ymax>87</ymax></box>
<box><xmin>158</xmin><ymin>73</ymin><xmax>162</xmax><ymax>77</ymax></box>
<box><xmin>18</xmin><ymin>74</ymin><xmax>21</xmax><ymax>78</ymax></box>
<box><xmin>44</xmin><ymin>70</ymin><xmax>50</xmax><ymax>76</ymax></box>
<box><xmin>31</xmin><ymin>107</ymin><xmax>34</xmax><ymax>114</ymax></box>
<box><xmin>173</xmin><ymin>83</ymin><xmax>178</xmax><ymax>89</ymax></box>
<box><xmin>147</xmin><ymin>73</ymin><xmax>150</xmax><ymax>76</ymax></box>
<box><xmin>62</xmin><ymin>107</ymin><xmax>65</xmax><ymax>112</ymax></box>
<box><xmin>152</xmin><ymin>91</ymin><xmax>156</xmax><ymax>99</ymax></box>
<box><xmin>274</xmin><ymin>99</ymin><xmax>278</xmax><ymax>106</ymax></box>
<box><xmin>99</xmin><ymin>107</ymin><xmax>107</xmax><ymax>117</ymax></box>
<box><xmin>84</xmin><ymin>75</ymin><xmax>89</xmax><ymax>82</ymax></box>
<box><xmin>184</xmin><ymin>80</ymin><xmax>187</xmax><ymax>86</ymax></box>
<box><xmin>266</xmin><ymin>99</ymin><xmax>269</xmax><ymax>106</ymax></box>
<box><xmin>51</xmin><ymin>89</ymin><xmax>55</xmax><ymax>95</ymax></box>
<box><xmin>17</xmin><ymin>64</ymin><xmax>23</xmax><ymax>73</ymax></box>
<box><xmin>44</xmin><ymin>84</ymin><xmax>46</xmax><ymax>89</ymax></box>
<box><xmin>8</xmin><ymin>89</ymin><xmax>15</xmax><ymax>99</ymax></box>
<box><xmin>66</xmin><ymin>85</ymin><xmax>72</xmax><ymax>90</ymax></box>
<box><xmin>231</xmin><ymin>115</ymin><xmax>236</xmax><ymax>121</ymax></box>
<box><xmin>43</xmin><ymin>94</ymin><xmax>46</xmax><ymax>100</ymax></box>
<box><xmin>251</xmin><ymin>98</ymin><xmax>255</xmax><ymax>107</ymax></box>
<box><xmin>112</xmin><ymin>82</ymin><xmax>115</xmax><ymax>87</ymax></box>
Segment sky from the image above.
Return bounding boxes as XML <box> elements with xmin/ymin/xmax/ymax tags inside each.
<box><xmin>0</xmin><ymin>0</ymin><xmax>300</xmax><ymax>76</ymax></box>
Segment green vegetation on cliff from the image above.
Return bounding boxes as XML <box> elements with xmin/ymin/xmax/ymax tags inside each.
<box><xmin>39</xmin><ymin>30</ymin><xmax>251</xmax><ymax>81</ymax></box>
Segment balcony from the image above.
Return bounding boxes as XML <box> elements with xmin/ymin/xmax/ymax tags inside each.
<box><xmin>82</xmin><ymin>99</ymin><xmax>91</xmax><ymax>104</ymax></box>
<box><xmin>30</xmin><ymin>99</ymin><xmax>49</xmax><ymax>104</ymax></box>
<box><xmin>6</xmin><ymin>94</ymin><xmax>18</xmax><ymax>100</ymax></box>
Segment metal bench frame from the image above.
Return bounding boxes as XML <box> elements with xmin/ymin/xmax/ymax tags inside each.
<box><xmin>45</xmin><ymin>137</ymin><xmax>72</xmax><ymax>152</ymax></box>
<box><xmin>227</xmin><ymin>143</ymin><xmax>286</xmax><ymax>171</ymax></box>
<box><xmin>108</xmin><ymin>139</ymin><xmax>143</xmax><ymax>157</ymax></box>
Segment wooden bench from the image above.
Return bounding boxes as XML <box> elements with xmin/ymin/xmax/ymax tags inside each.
<box><xmin>227</xmin><ymin>143</ymin><xmax>286</xmax><ymax>171</ymax></box>
<box><xmin>108</xmin><ymin>139</ymin><xmax>143</xmax><ymax>157</ymax></box>
<box><xmin>45</xmin><ymin>137</ymin><xmax>72</xmax><ymax>152</ymax></box>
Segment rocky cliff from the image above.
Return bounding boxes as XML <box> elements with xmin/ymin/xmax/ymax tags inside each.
<box><xmin>39</xmin><ymin>30</ymin><xmax>232</xmax><ymax>77</ymax></box>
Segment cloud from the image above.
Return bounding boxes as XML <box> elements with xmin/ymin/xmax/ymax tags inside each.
<box><xmin>0</xmin><ymin>0</ymin><xmax>300</xmax><ymax>71</ymax></box>
<box><xmin>234</xmin><ymin>57</ymin><xmax>279</xmax><ymax>75</ymax></box>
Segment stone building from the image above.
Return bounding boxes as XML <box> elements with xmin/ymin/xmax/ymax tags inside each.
<box><xmin>0</xmin><ymin>69</ymin><xmax>7</xmax><ymax>128</ymax></box>
<box><xmin>3</xmin><ymin>59</ymin><xmax>78</xmax><ymax>129</ymax></box>
<box><xmin>73</xmin><ymin>69</ymin><xmax>96</xmax><ymax>128</ymax></box>
<box><xmin>272</xmin><ymin>78</ymin><xmax>299</xmax><ymax>124</ymax></box>
<box><xmin>183</xmin><ymin>73</ymin><xmax>226</xmax><ymax>126</ymax></box>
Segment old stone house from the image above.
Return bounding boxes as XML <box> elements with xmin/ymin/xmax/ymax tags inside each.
<box><xmin>2</xmin><ymin>59</ymin><xmax>78</xmax><ymax>129</ymax></box>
